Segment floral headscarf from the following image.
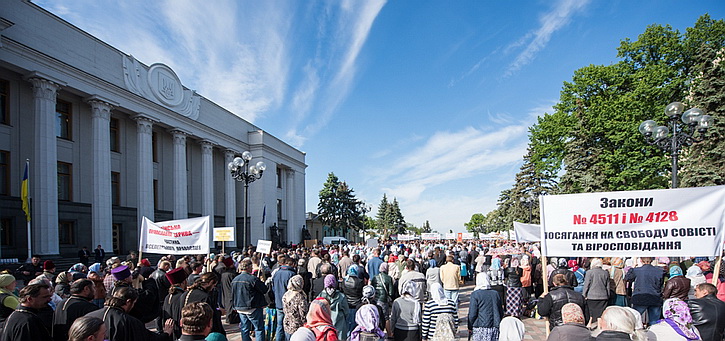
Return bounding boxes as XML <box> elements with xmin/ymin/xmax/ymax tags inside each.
<box><xmin>662</xmin><ymin>298</ymin><xmax>700</xmax><ymax>340</ymax></box>
<box><xmin>69</xmin><ymin>263</ymin><xmax>87</xmax><ymax>273</ymax></box>
<box><xmin>669</xmin><ymin>265</ymin><xmax>684</xmax><ymax>278</ymax></box>
<box><xmin>561</xmin><ymin>303</ymin><xmax>584</xmax><ymax>324</ymax></box>
<box><xmin>304</xmin><ymin>298</ymin><xmax>334</xmax><ymax>329</ymax></box>
<box><xmin>349</xmin><ymin>304</ymin><xmax>386</xmax><ymax>341</ymax></box>
<box><xmin>567</xmin><ymin>260</ymin><xmax>579</xmax><ymax>272</ymax></box>
<box><xmin>287</xmin><ymin>274</ymin><xmax>303</xmax><ymax>291</ymax></box>
<box><xmin>347</xmin><ymin>265</ymin><xmax>359</xmax><ymax>278</ymax></box>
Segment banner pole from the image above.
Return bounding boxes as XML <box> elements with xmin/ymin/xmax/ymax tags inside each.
<box><xmin>712</xmin><ymin>256</ymin><xmax>722</xmax><ymax>285</ymax></box>
<box><xmin>222</xmin><ymin>241</ymin><xmax>225</xmax><ymax>255</ymax></box>
<box><xmin>542</xmin><ymin>255</ymin><xmax>550</xmax><ymax>336</ymax></box>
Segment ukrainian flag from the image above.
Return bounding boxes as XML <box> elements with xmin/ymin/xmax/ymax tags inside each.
<box><xmin>21</xmin><ymin>161</ymin><xmax>30</xmax><ymax>221</ymax></box>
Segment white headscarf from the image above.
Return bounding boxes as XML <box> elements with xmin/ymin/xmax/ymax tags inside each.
<box><xmin>499</xmin><ymin>316</ymin><xmax>525</xmax><ymax>341</ymax></box>
<box><xmin>428</xmin><ymin>282</ymin><xmax>447</xmax><ymax>306</ymax></box>
<box><xmin>402</xmin><ymin>281</ymin><xmax>422</xmax><ymax>324</ymax></box>
<box><xmin>475</xmin><ymin>272</ymin><xmax>491</xmax><ymax>291</ymax></box>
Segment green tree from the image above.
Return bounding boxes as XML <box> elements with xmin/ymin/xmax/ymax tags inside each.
<box><xmin>317</xmin><ymin>173</ymin><xmax>364</xmax><ymax>236</ymax></box>
<box><xmin>465</xmin><ymin>213</ymin><xmax>485</xmax><ymax>237</ymax></box>
<box><xmin>679</xmin><ymin>17</ymin><xmax>725</xmax><ymax>186</ymax></box>
<box><xmin>375</xmin><ymin>194</ymin><xmax>394</xmax><ymax>238</ymax></box>
<box><xmin>390</xmin><ymin>198</ymin><xmax>406</xmax><ymax>234</ymax></box>
<box><xmin>421</xmin><ymin>220</ymin><xmax>432</xmax><ymax>233</ymax></box>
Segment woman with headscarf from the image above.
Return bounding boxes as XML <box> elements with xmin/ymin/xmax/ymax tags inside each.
<box><xmin>468</xmin><ymin>273</ymin><xmax>503</xmax><ymax>341</ymax></box>
<box><xmin>390</xmin><ymin>281</ymin><xmax>422</xmax><ymax>341</ymax></box>
<box><xmin>520</xmin><ymin>257</ymin><xmax>533</xmax><ymax>298</ymax></box>
<box><xmin>343</xmin><ymin>264</ymin><xmax>366</xmax><ymax>335</ymax></box>
<box><xmin>302</xmin><ymin>297</ymin><xmax>339</xmax><ymax>341</ymax></box>
<box><xmin>318</xmin><ymin>274</ymin><xmax>350</xmax><ymax>339</ymax></box>
<box><xmin>360</xmin><ymin>285</ymin><xmax>387</xmax><ymax>332</ymax></box>
<box><xmin>608</xmin><ymin>258</ymin><xmax>627</xmax><ymax>307</ymax></box>
<box><xmin>504</xmin><ymin>257</ymin><xmax>524</xmax><ymax>317</ymax></box>
<box><xmin>0</xmin><ymin>274</ymin><xmax>18</xmax><ymax>324</ymax></box>
<box><xmin>350</xmin><ymin>303</ymin><xmax>386</xmax><ymax>341</ymax></box>
<box><xmin>663</xmin><ymin>265</ymin><xmax>691</xmax><ymax>301</ymax></box>
<box><xmin>499</xmin><ymin>316</ymin><xmax>525</xmax><ymax>341</ymax></box>
<box><xmin>547</xmin><ymin>303</ymin><xmax>594</xmax><ymax>341</ymax></box>
<box><xmin>685</xmin><ymin>265</ymin><xmax>706</xmax><ymax>300</ymax></box>
<box><xmin>647</xmin><ymin>298</ymin><xmax>701</xmax><ymax>340</ymax></box>
<box><xmin>55</xmin><ymin>271</ymin><xmax>72</xmax><ymax>298</ymax></box>
<box><xmin>87</xmin><ymin>263</ymin><xmax>106</xmax><ymax>308</ymax></box>
<box><xmin>487</xmin><ymin>256</ymin><xmax>506</xmax><ymax>309</ymax></box>
<box><xmin>283</xmin><ymin>275</ymin><xmax>310</xmax><ymax>337</ymax></box>
<box><xmin>421</xmin><ymin>283</ymin><xmax>458</xmax><ymax>340</ymax></box>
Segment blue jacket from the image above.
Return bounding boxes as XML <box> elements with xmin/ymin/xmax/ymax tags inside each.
<box><xmin>468</xmin><ymin>289</ymin><xmax>503</xmax><ymax>329</ymax></box>
<box><xmin>367</xmin><ymin>257</ymin><xmax>383</xmax><ymax>279</ymax></box>
<box><xmin>272</xmin><ymin>266</ymin><xmax>296</xmax><ymax>310</ymax></box>
<box><xmin>231</xmin><ymin>272</ymin><xmax>268</xmax><ymax>311</ymax></box>
<box><xmin>624</xmin><ymin>264</ymin><xmax>665</xmax><ymax>306</ymax></box>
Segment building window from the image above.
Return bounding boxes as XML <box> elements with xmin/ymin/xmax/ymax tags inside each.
<box><xmin>56</xmin><ymin>100</ymin><xmax>72</xmax><ymax>140</ymax></box>
<box><xmin>0</xmin><ymin>218</ymin><xmax>12</xmax><ymax>246</ymax></box>
<box><xmin>276</xmin><ymin>168</ymin><xmax>282</xmax><ymax>188</ymax></box>
<box><xmin>0</xmin><ymin>151</ymin><xmax>8</xmax><ymax>195</ymax></box>
<box><xmin>153</xmin><ymin>179</ymin><xmax>159</xmax><ymax>210</ymax></box>
<box><xmin>0</xmin><ymin>80</ymin><xmax>8</xmax><ymax>125</ymax></box>
<box><xmin>110</xmin><ymin>118</ymin><xmax>120</xmax><ymax>152</ymax></box>
<box><xmin>57</xmin><ymin>162</ymin><xmax>72</xmax><ymax>201</ymax></box>
<box><xmin>152</xmin><ymin>132</ymin><xmax>158</xmax><ymax>162</ymax></box>
<box><xmin>111</xmin><ymin>172</ymin><xmax>120</xmax><ymax>206</ymax></box>
<box><xmin>277</xmin><ymin>199</ymin><xmax>283</xmax><ymax>220</ymax></box>
<box><xmin>59</xmin><ymin>220</ymin><xmax>75</xmax><ymax>244</ymax></box>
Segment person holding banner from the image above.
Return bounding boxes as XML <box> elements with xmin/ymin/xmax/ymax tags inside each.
<box><xmin>538</xmin><ymin>274</ymin><xmax>587</xmax><ymax>331</ymax></box>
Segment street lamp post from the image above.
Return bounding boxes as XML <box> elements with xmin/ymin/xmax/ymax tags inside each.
<box><xmin>638</xmin><ymin>102</ymin><xmax>713</xmax><ymax>188</ymax></box>
<box><xmin>520</xmin><ymin>194</ymin><xmax>535</xmax><ymax>223</ymax></box>
<box><xmin>228</xmin><ymin>151</ymin><xmax>266</xmax><ymax>250</ymax></box>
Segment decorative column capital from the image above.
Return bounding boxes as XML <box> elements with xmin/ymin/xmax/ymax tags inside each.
<box><xmin>224</xmin><ymin>149</ymin><xmax>238</xmax><ymax>161</ymax></box>
<box><xmin>169</xmin><ymin>128</ymin><xmax>189</xmax><ymax>145</ymax></box>
<box><xmin>132</xmin><ymin>114</ymin><xmax>156</xmax><ymax>134</ymax></box>
<box><xmin>199</xmin><ymin>139</ymin><xmax>215</xmax><ymax>154</ymax></box>
<box><xmin>86</xmin><ymin>95</ymin><xmax>117</xmax><ymax>120</ymax></box>
<box><xmin>286</xmin><ymin>168</ymin><xmax>295</xmax><ymax>176</ymax></box>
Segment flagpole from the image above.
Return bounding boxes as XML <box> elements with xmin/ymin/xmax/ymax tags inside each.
<box><xmin>25</xmin><ymin>159</ymin><xmax>32</xmax><ymax>263</ymax></box>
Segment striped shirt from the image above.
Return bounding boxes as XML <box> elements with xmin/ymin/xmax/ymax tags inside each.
<box><xmin>421</xmin><ymin>299</ymin><xmax>459</xmax><ymax>339</ymax></box>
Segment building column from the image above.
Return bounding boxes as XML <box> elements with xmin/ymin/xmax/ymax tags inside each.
<box><xmin>286</xmin><ymin>169</ymin><xmax>296</xmax><ymax>244</ymax></box>
<box><xmin>224</xmin><ymin>149</ymin><xmax>237</xmax><ymax>247</ymax></box>
<box><xmin>132</xmin><ymin>114</ymin><xmax>155</xmax><ymax>226</ymax></box>
<box><xmin>87</xmin><ymin>96</ymin><xmax>115</xmax><ymax>251</ymax></box>
<box><xmin>28</xmin><ymin>75</ymin><xmax>61</xmax><ymax>255</ymax></box>
<box><xmin>200</xmin><ymin>140</ymin><xmax>215</xmax><ymax>247</ymax></box>
<box><xmin>170</xmin><ymin>129</ymin><xmax>188</xmax><ymax>220</ymax></box>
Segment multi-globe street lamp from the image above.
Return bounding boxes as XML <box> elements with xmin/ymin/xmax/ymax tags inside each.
<box><xmin>228</xmin><ymin>151</ymin><xmax>266</xmax><ymax>249</ymax></box>
<box><xmin>638</xmin><ymin>102</ymin><xmax>713</xmax><ymax>188</ymax></box>
<box><xmin>520</xmin><ymin>194</ymin><xmax>535</xmax><ymax>224</ymax></box>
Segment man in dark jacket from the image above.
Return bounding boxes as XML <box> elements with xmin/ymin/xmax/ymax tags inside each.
<box><xmin>94</xmin><ymin>244</ymin><xmax>106</xmax><ymax>263</ymax></box>
<box><xmin>218</xmin><ymin>256</ymin><xmax>238</xmax><ymax>324</ymax></box>
<box><xmin>86</xmin><ymin>286</ymin><xmax>173</xmax><ymax>341</ymax></box>
<box><xmin>311</xmin><ymin>263</ymin><xmax>332</xmax><ymax>300</ymax></box>
<box><xmin>232</xmin><ymin>259</ymin><xmax>268</xmax><ymax>341</ymax></box>
<box><xmin>15</xmin><ymin>256</ymin><xmax>43</xmax><ymax>285</ymax></box>
<box><xmin>271</xmin><ymin>257</ymin><xmax>296</xmax><ymax>341</ymax></box>
<box><xmin>624</xmin><ymin>257</ymin><xmax>666</xmax><ymax>326</ymax></box>
<box><xmin>689</xmin><ymin>282</ymin><xmax>725</xmax><ymax>341</ymax></box>
<box><xmin>0</xmin><ymin>283</ymin><xmax>52</xmax><ymax>341</ymax></box>
<box><xmin>538</xmin><ymin>274</ymin><xmax>587</xmax><ymax>331</ymax></box>
<box><xmin>150</xmin><ymin>260</ymin><xmax>172</xmax><ymax>305</ymax></box>
<box><xmin>177</xmin><ymin>272</ymin><xmax>225</xmax><ymax>336</ymax></box>
<box><xmin>52</xmin><ymin>279</ymin><xmax>99</xmax><ymax>341</ymax></box>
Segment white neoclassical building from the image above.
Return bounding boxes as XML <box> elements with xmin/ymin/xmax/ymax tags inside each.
<box><xmin>0</xmin><ymin>1</ymin><xmax>306</xmax><ymax>258</ymax></box>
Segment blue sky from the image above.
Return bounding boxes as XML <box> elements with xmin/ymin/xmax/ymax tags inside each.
<box><xmin>36</xmin><ymin>0</ymin><xmax>724</xmax><ymax>233</ymax></box>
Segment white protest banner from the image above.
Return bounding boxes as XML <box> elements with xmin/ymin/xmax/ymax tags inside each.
<box><xmin>540</xmin><ymin>186</ymin><xmax>725</xmax><ymax>257</ymax></box>
<box><xmin>514</xmin><ymin>222</ymin><xmax>541</xmax><ymax>242</ymax></box>
<box><xmin>257</xmin><ymin>240</ymin><xmax>272</xmax><ymax>255</ymax></box>
<box><xmin>213</xmin><ymin>227</ymin><xmax>235</xmax><ymax>242</ymax></box>
<box><xmin>140</xmin><ymin>216</ymin><xmax>210</xmax><ymax>255</ymax></box>
<box><xmin>398</xmin><ymin>234</ymin><xmax>415</xmax><ymax>241</ymax></box>
<box><xmin>421</xmin><ymin>233</ymin><xmax>440</xmax><ymax>240</ymax></box>
<box><xmin>366</xmin><ymin>239</ymin><xmax>379</xmax><ymax>248</ymax></box>
<box><xmin>445</xmin><ymin>233</ymin><xmax>456</xmax><ymax>240</ymax></box>
<box><xmin>462</xmin><ymin>233</ymin><xmax>475</xmax><ymax>240</ymax></box>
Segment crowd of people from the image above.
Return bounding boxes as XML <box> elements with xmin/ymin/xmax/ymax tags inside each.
<box><xmin>0</xmin><ymin>239</ymin><xmax>723</xmax><ymax>341</ymax></box>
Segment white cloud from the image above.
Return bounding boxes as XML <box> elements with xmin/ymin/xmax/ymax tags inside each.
<box><xmin>505</xmin><ymin>0</ymin><xmax>590</xmax><ymax>76</ymax></box>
